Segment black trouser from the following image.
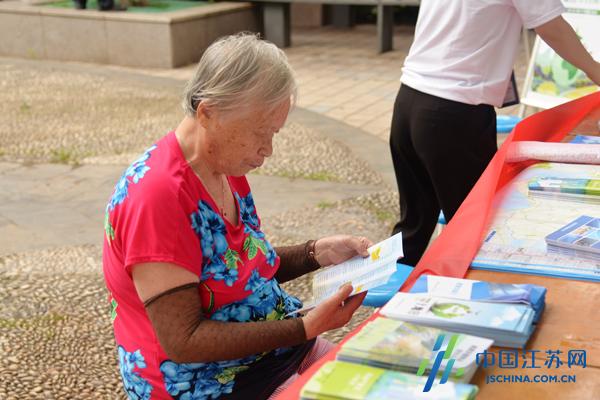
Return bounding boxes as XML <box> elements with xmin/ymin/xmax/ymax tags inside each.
<box><xmin>389</xmin><ymin>85</ymin><xmax>497</xmax><ymax>266</ymax></box>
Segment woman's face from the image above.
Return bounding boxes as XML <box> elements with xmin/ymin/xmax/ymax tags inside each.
<box><xmin>199</xmin><ymin>98</ymin><xmax>290</xmax><ymax>176</ymax></box>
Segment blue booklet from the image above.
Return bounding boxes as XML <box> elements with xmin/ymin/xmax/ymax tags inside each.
<box><xmin>545</xmin><ymin>215</ymin><xmax>600</xmax><ymax>260</ymax></box>
<box><xmin>380</xmin><ymin>293</ymin><xmax>535</xmax><ymax>348</ymax></box>
<box><xmin>409</xmin><ymin>275</ymin><xmax>546</xmax><ymax>323</ymax></box>
<box><xmin>570</xmin><ymin>135</ymin><xmax>600</xmax><ymax>144</ymax></box>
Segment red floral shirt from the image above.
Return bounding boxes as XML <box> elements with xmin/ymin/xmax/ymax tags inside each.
<box><xmin>103</xmin><ymin>132</ymin><xmax>311</xmax><ymax>399</ymax></box>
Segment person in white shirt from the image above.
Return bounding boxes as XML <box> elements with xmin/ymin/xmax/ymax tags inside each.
<box><xmin>390</xmin><ymin>0</ymin><xmax>600</xmax><ymax>266</ymax></box>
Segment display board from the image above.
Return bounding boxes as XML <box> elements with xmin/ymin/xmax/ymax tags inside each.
<box><xmin>520</xmin><ymin>2</ymin><xmax>600</xmax><ymax>109</ymax></box>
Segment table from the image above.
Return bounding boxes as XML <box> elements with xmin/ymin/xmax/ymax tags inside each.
<box><xmin>469</xmin><ymin>106</ymin><xmax>600</xmax><ymax>399</ymax></box>
<box><xmin>467</xmin><ymin>270</ymin><xmax>600</xmax><ymax>399</ymax></box>
<box><xmin>276</xmin><ymin>103</ymin><xmax>600</xmax><ymax>399</ymax></box>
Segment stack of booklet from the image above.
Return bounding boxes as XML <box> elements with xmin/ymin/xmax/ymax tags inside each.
<box><xmin>528</xmin><ymin>177</ymin><xmax>600</xmax><ymax>204</ymax></box>
<box><xmin>300</xmin><ymin>361</ymin><xmax>479</xmax><ymax>400</ymax></box>
<box><xmin>380</xmin><ymin>292</ymin><xmax>535</xmax><ymax>348</ymax></box>
<box><xmin>336</xmin><ymin>317</ymin><xmax>492</xmax><ymax>383</ymax></box>
<box><xmin>545</xmin><ymin>215</ymin><xmax>600</xmax><ymax>261</ymax></box>
<box><xmin>409</xmin><ymin>275</ymin><xmax>546</xmax><ymax>323</ymax></box>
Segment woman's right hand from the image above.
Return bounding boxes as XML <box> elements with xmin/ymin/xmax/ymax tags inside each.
<box><xmin>301</xmin><ymin>284</ymin><xmax>366</xmax><ymax>340</ymax></box>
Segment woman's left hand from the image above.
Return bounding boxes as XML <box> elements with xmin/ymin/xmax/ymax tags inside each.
<box><xmin>314</xmin><ymin>235</ymin><xmax>373</xmax><ymax>267</ymax></box>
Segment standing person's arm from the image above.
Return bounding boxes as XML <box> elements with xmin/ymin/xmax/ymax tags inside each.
<box><xmin>535</xmin><ymin>16</ymin><xmax>600</xmax><ymax>85</ymax></box>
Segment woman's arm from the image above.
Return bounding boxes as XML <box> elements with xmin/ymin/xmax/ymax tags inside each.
<box><xmin>275</xmin><ymin>235</ymin><xmax>372</xmax><ymax>283</ymax></box>
<box><xmin>273</xmin><ymin>241</ymin><xmax>320</xmax><ymax>283</ymax></box>
<box><xmin>132</xmin><ymin>262</ymin><xmax>363</xmax><ymax>364</ymax></box>
<box><xmin>535</xmin><ymin>16</ymin><xmax>600</xmax><ymax>85</ymax></box>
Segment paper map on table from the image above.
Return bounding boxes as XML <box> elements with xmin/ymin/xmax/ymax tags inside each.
<box><xmin>288</xmin><ymin>233</ymin><xmax>403</xmax><ymax>315</ymax></box>
<box><xmin>472</xmin><ymin>162</ymin><xmax>600</xmax><ymax>281</ymax></box>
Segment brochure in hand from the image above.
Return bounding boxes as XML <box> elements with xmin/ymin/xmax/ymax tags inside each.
<box><xmin>380</xmin><ymin>293</ymin><xmax>535</xmax><ymax>348</ymax></box>
<box><xmin>288</xmin><ymin>233</ymin><xmax>403</xmax><ymax>315</ymax></box>
<box><xmin>545</xmin><ymin>215</ymin><xmax>600</xmax><ymax>261</ymax></box>
<box><xmin>300</xmin><ymin>361</ymin><xmax>478</xmax><ymax>400</ymax></box>
<box><xmin>409</xmin><ymin>275</ymin><xmax>546</xmax><ymax>323</ymax></box>
<box><xmin>337</xmin><ymin>317</ymin><xmax>492</xmax><ymax>383</ymax></box>
<box><xmin>528</xmin><ymin>176</ymin><xmax>600</xmax><ymax>204</ymax></box>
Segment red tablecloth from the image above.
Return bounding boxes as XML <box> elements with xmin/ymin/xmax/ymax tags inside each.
<box><xmin>275</xmin><ymin>91</ymin><xmax>600</xmax><ymax>399</ymax></box>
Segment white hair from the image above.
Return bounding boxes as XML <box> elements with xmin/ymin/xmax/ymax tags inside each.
<box><xmin>182</xmin><ymin>32</ymin><xmax>297</xmax><ymax>117</ymax></box>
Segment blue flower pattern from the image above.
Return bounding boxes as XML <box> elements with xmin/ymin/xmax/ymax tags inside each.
<box><xmin>190</xmin><ymin>200</ymin><xmax>237</xmax><ymax>285</ymax></box>
<box><xmin>165</xmin><ymin>191</ymin><xmax>302</xmax><ymax>399</ymax></box>
<box><xmin>118</xmin><ymin>346</ymin><xmax>153</xmax><ymax>400</ymax></box>
<box><xmin>160</xmin><ymin>275</ymin><xmax>302</xmax><ymax>399</ymax></box>
<box><xmin>161</xmin><ymin>358</ymin><xmax>254</xmax><ymax>400</ymax></box>
<box><xmin>132</xmin><ymin>186</ymin><xmax>302</xmax><ymax>400</ymax></box>
<box><xmin>108</xmin><ymin>145</ymin><xmax>158</xmax><ymax>212</ymax></box>
<box><xmin>109</xmin><ymin>142</ymin><xmax>304</xmax><ymax>398</ymax></box>
<box><xmin>236</xmin><ymin>192</ymin><xmax>259</xmax><ymax>227</ymax></box>
<box><xmin>105</xmin><ymin>145</ymin><xmax>158</xmax><ymax>244</ymax></box>
<box><xmin>244</xmin><ymin>268</ymin><xmax>267</xmax><ymax>292</ymax></box>
<box><xmin>235</xmin><ymin>192</ymin><xmax>277</xmax><ymax>266</ymax></box>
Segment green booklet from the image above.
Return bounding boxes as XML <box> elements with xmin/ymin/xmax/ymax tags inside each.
<box><xmin>300</xmin><ymin>361</ymin><xmax>478</xmax><ymax>400</ymax></box>
<box><xmin>528</xmin><ymin>176</ymin><xmax>600</xmax><ymax>203</ymax></box>
<box><xmin>337</xmin><ymin>317</ymin><xmax>492</xmax><ymax>383</ymax></box>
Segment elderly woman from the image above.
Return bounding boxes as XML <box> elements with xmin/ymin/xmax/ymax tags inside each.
<box><xmin>103</xmin><ymin>33</ymin><xmax>371</xmax><ymax>400</ymax></box>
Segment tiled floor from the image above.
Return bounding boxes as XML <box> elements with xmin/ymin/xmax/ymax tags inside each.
<box><xmin>285</xmin><ymin>25</ymin><xmax>409</xmax><ymax>141</ymax></box>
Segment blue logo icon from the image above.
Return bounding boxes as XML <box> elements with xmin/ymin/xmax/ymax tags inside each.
<box><xmin>417</xmin><ymin>333</ymin><xmax>464</xmax><ymax>392</ymax></box>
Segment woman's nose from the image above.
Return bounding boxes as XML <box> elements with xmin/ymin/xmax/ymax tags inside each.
<box><xmin>258</xmin><ymin>140</ymin><xmax>273</xmax><ymax>158</ymax></box>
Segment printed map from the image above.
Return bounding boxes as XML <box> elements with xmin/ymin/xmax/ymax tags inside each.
<box><xmin>472</xmin><ymin>162</ymin><xmax>600</xmax><ymax>281</ymax></box>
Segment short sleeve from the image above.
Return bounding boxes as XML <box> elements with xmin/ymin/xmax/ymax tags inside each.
<box><xmin>512</xmin><ymin>0</ymin><xmax>565</xmax><ymax>29</ymax></box>
<box><xmin>120</xmin><ymin>181</ymin><xmax>201</xmax><ymax>277</ymax></box>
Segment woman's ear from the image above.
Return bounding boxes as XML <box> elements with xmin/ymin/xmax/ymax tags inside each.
<box><xmin>195</xmin><ymin>102</ymin><xmax>214</xmax><ymax>128</ymax></box>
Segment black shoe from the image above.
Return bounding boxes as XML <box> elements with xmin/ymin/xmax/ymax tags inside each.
<box><xmin>73</xmin><ymin>0</ymin><xmax>87</xmax><ymax>9</ymax></box>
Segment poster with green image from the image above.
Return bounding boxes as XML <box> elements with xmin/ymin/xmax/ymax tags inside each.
<box><xmin>521</xmin><ymin>4</ymin><xmax>600</xmax><ymax>109</ymax></box>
